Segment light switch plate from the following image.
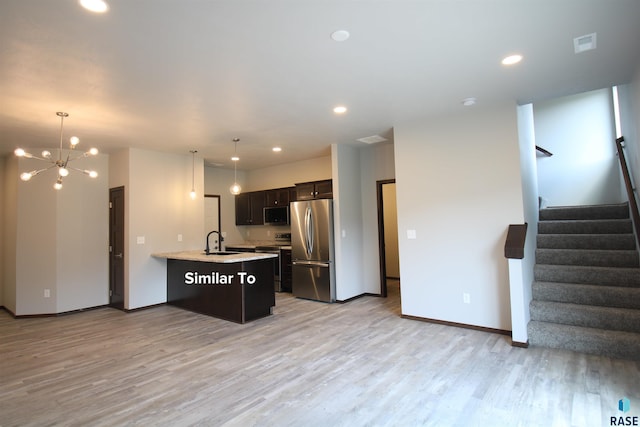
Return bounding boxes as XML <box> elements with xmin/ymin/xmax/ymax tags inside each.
<box><xmin>137</xmin><ymin>236</ymin><xmax>145</xmax><ymax>244</ymax></box>
<box><xmin>177</xmin><ymin>234</ymin><xmax>183</xmax><ymax>242</ymax></box>
<box><xmin>407</xmin><ymin>229</ymin><xmax>417</xmax><ymax>239</ymax></box>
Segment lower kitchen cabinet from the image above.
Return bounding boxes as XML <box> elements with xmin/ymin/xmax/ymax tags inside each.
<box><xmin>281</xmin><ymin>248</ymin><xmax>292</xmax><ymax>292</ymax></box>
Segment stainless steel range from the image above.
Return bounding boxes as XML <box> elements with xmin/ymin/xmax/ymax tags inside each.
<box><xmin>255</xmin><ymin>233</ymin><xmax>291</xmax><ymax>292</ymax></box>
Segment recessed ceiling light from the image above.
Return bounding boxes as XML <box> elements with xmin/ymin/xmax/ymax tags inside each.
<box><xmin>272</xmin><ymin>147</ymin><xmax>282</xmax><ymax>152</ymax></box>
<box><xmin>462</xmin><ymin>97</ymin><xmax>477</xmax><ymax>107</ymax></box>
<box><xmin>231</xmin><ymin>156</ymin><xmax>239</xmax><ymax>161</ymax></box>
<box><xmin>333</xmin><ymin>106</ymin><xmax>347</xmax><ymax>114</ymax></box>
<box><xmin>501</xmin><ymin>54</ymin><xmax>523</xmax><ymax>66</ymax></box>
<box><xmin>79</xmin><ymin>0</ymin><xmax>109</xmax><ymax>13</ymax></box>
<box><xmin>331</xmin><ymin>30</ymin><xmax>350</xmax><ymax>42</ymax></box>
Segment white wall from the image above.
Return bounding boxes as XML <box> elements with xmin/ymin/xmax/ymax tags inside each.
<box><xmin>55</xmin><ymin>155</ymin><xmax>110</xmax><ymax>312</ymax></box>
<box><xmin>124</xmin><ymin>148</ymin><xmax>204</xmax><ymax>310</ymax></box>
<box><xmin>332</xmin><ymin>144</ymin><xmax>365</xmax><ymax>301</ymax></box>
<box><xmin>535</xmin><ymin>88</ymin><xmax>622</xmax><ymax>206</ymax></box>
<box><xmin>617</xmin><ymin>68</ymin><xmax>640</xmax><ymax>203</ymax></box>
<box><xmin>5</xmin><ymin>153</ymin><xmax>109</xmax><ymax>315</ymax></box>
<box><xmin>359</xmin><ymin>143</ymin><xmax>396</xmax><ymax>293</ymax></box>
<box><xmin>246</xmin><ymin>156</ymin><xmax>332</xmax><ymax>191</ymax></box>
<box><xmin>394</xmin><ymin>104</ymin><xmax>524</xmax><ymax>331</ymax></box>
<box><xmin>511</xmin><ymin>103</ymin><xmax>540</xmax><ymax>343</ymax></box>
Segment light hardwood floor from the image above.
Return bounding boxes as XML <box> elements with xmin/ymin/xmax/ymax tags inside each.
<box><xmin>1</xmin><ymin>281</ymin><xmax>639</xmax><ymax>427</ymax></box>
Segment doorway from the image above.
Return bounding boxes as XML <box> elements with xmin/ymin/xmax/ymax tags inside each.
<box><xmin>109</xmin><ymin>186</ymin><xmax>125</xmax><ymax>309</ymax></box>
<box><xmin>377</xmin><ymin>179</ymin><xmax>400</xmax><ymax>297</ymax></box>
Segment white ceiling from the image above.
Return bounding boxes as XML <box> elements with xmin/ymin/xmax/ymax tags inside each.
<box><xmin>1</xmin><ymin>0</ymin><xmax>639</xmax><ymax>171</ymax></box>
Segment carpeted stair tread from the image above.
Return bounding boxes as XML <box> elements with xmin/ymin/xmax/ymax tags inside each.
<box><xmin>527</xmin><ymin>321</ymin><xmax>640</xmax><ymax>360</ymax></box>
<box><xmin>538</xmin><ymin>219</ymin><xmax>633</xmax><ymax>234</ymax></box>
<box><xmin>530</xmin><ymin>300</ymin><xmax>640</xmax><ymax>332</ymax></box>
<box><xmin>532</xmin><ymin>281</ymin><xmax>640</xmax><ymax>309</ymax></box>
<box><xmin>536</xmin><ymin>233</ymin><xmax>637</xmax><ymax>250</ymax></box>
<box><xmin>535</xmin><ymin>248</ymin><xmax>639</xmax><ymax>268</ymax></box>
<box><xmin>539</xmin><ymin>203</ymin><xmax>630</xmax><ymax>221</ymax></box>
<box><xmin>534</xmin><ymin>264</ymin><xmax>640</xmax><ymax>287</ymax></box>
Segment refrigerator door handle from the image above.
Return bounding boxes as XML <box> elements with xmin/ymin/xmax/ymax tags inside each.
<box><xmin>304</xmin><ymin>206</ymin><xmax>314</xmax><ymax>257</ymax></box>
<box><xmin>292</xmin><ymin>260</ymin><xmax>330</xmax><ymax>268</ymax></box>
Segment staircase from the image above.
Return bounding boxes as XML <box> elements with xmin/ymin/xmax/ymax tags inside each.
<box><xmin>528</xmin><ymin>202</ymin><xmax>640</xmax><ymax>360</ymax></box>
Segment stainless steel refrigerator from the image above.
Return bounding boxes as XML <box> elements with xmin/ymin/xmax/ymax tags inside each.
<box><xmin>290</xmin><ymin>199</ymin><xmax>336</xmax><ymax>302</ymax></box>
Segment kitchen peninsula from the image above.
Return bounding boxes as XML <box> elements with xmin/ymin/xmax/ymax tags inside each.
<box><xmin>152</xmin><ymin>251</ymin><xmax>277</xmax><ymax>323</ymax></box>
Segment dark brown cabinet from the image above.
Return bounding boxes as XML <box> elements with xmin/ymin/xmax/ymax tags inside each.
<box><xmin>235</xmin><ymin>191</ymin><xmax>265</xmax><ymax>225</ymax></box>
<box><xmin>265</xmin><ymin>187</ymin><xmax>293</xmax><ymax>207</ymax></box>
<box><xmin>280</xmin><ymin>248</ymin><xmax>292</xmax><ymax>292</ymax></box>
<box><xmin>295</xmin><ymin>179</ymin><xmax>332</xmax><ymax>201</ymax></box>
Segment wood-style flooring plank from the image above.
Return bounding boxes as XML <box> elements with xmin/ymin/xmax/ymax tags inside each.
<box><xmin>1</xmin><ymin>282</ymin><xmax>639</xmax><ymax>426</ymax></box>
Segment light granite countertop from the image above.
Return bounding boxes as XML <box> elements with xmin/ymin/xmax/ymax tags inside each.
<box><xmin>152</xmin><ymin>250</ymin><xmax>277</xmax><ymax>264</ymax></box>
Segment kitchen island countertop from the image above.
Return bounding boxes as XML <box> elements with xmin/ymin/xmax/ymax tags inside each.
<box><xmin>152</xmin><ymin>250</ymin><xmax>277</xmax><ymax>264</ymax></box>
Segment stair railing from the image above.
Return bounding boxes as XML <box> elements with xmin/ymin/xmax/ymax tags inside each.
<box><xmin>615</xmin><ymin>136</ymin><xmax>640</xmax><ymax>245</ymax></box>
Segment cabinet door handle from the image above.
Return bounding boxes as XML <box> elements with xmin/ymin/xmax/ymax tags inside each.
<box><xmin>115</xmin><ymin>253</ymin><xmax>123</xmax><ymax>259</ymax></box>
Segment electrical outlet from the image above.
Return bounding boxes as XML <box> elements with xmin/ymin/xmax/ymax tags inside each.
<box><xmin>463</xmin><ymin>293</ymin><xmax>471</xmax><ymax>304</ymax></box>
<box><xmin>44</xmin><ymin>289</ymin><xmax>50</xmax><ymax>298</ymax></box>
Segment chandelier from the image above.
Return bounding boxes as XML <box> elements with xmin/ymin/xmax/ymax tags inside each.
<box><xmin>14</xmin><ymin>112</ymin><xmax>99</xmax><ymax>190</ymax></box>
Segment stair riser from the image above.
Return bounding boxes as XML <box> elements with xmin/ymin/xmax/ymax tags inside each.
<box><xmin>534</xmin><ymin>265</ymin><xmax>640</xmax><ymax>286</ymax></box>
<box><xmin>536</xmin><ymin>249</ymin><xmax>639</xmax><ymax>268</ymax></box>
<box><xmin>528</xmin><ymin>321</ymin><xmax>640</xmax><ymax>360</ymax></box>
<box><xmin>530</xmin><ymin>301</ymin><xmax>640</xmax><ymax>333</ymax></box>
<box><xmin>537</xmin><ymin>234</ymin><xmax>637</xmax><ymax>250</ymax></box>
<box><xmin>538</xmin><ymin>219</ymin><xmax>633</xmax><ymax>235</ymax></box>
<box><xmin>532</xmin><ymin>282</ymin><xmax>640</xmax><ymax>309</ymax></box>
<box><xmin>539</xmin><ymin>204</ymin><xmax>630</xmax><ymax>221</ymax></box>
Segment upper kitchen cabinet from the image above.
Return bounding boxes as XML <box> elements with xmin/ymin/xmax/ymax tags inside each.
<box><xmin>235</xmin><ymin>191</ymin><xmax>265</xmax><ymax>225</ymax></box>
<box><xmin>265</xmin><ymin>187</ymin><xmax>294</xmax><ymax>207</ymax></box>
<box><xmin>294</xmin><ymin>180</ymin><xmax>333</xmax><ymax>201</ymax></box>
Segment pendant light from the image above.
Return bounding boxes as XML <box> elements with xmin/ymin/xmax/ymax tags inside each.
<box><xmin>229</xmin><ymin>138</ymin><xmax>241</xmax><ymax>195</ymax></box>
<box><xmin>189</xmin><ymin>150</ymin><xmax>197</xmax><ymax>200</ymax></box>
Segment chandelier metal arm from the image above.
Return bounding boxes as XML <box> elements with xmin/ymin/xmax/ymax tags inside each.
<box><xmin>25</xmin><ymin>165</ymin><xmax>58</xmax><ymax>178</ymax></box>
<box><xmin>68</xmin><ymin>166</ymin><xmax>97</xmax><ymax>176</ymax></box>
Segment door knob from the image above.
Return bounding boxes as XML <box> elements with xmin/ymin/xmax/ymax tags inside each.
<box><xmin>114</xmin><ymin>253</ymin><xmax>123</xmax><ymax>259</ymax></box>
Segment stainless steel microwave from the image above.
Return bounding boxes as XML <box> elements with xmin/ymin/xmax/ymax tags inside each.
<box><xmin>263</xmin><ymin>206</ymin><xmax>290</xmax><ymax>225</ymax></box>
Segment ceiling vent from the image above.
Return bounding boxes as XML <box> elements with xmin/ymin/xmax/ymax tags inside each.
<box><xmin>574</xmin><ymin>33</ymin><xmax>597</xmax><ymax>53</ymax></box>
<box><xmin>357</xmin><ymin>135</ymin><xmax>387</xmax><ymax>144</ymax></box>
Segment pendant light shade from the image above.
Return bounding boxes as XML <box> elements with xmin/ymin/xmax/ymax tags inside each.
<box><xmin>229</xmin><ymin>138</ymin><xmax>241</xmax><ymax>195</ymax></box>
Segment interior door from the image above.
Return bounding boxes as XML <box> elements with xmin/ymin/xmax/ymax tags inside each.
<box><xmin>109</xmin><ymin>186</ymin><xmax>125</xmax><ymax>309</ymax></box>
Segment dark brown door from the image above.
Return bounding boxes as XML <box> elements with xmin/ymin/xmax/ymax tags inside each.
<box><xmin>109</xmin><ymin>186</ymin><xmax>125</xmax><ymax>309</ymax></box>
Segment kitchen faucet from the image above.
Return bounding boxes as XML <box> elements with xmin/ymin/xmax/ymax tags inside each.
<box><xmin>205</xmin><ymin>230</ymin><xmax>224</xmax><ymax>255</ymax></box>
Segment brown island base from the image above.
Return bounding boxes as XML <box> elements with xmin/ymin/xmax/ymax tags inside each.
<box><xmin>152</xmin><ymin>250</ymin><xmax>277</xmax><ymax>323</ymax></box>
